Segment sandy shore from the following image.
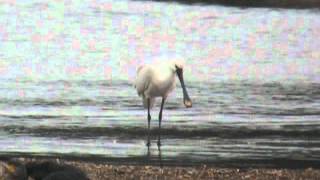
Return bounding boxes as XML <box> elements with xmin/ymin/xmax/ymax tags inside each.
<box><xmin>1</xmin><ymin>157</ymin><xmax>320</xmax><ymax>180</ymax></box>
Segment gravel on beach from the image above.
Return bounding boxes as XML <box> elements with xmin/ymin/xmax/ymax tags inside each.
<box><xmin>1</xmin><ymin>157</ymin><xmax>320</xmax><ymax>180</ymax></box>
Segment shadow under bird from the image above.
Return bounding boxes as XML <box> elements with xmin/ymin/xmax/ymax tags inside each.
<box><xmin>135</xmin><ymin>59</ymin><xmax>192</xmax><ymax>145</ymax></box>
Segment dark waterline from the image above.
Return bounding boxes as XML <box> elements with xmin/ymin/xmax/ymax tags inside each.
<box><xmin>137</xmin><ymin>0</ymin><xmax>320</xmax><ymax>9</ymax></box>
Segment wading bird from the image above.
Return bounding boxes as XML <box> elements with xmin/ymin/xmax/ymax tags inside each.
<box><xmin>135</xmin><ymin>60</ymin><xmax>192</xmax><ymax>145</ymax></box>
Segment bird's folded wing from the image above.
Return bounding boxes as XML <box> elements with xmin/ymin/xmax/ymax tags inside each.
<box><xmin>135</xmin><ymin>65</ymin><xmax>151</xmax><ymax>97</ymax></box>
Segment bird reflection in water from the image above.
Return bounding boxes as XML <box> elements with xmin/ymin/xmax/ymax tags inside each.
<box><xmin>145</xmin><ymin>136</ymin><xmax>163</xmax><ymax>168</ymax></box>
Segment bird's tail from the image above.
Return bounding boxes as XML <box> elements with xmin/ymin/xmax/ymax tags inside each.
<box><xmin>142</xmin><ymin>96</ymin><xmax>155</xmax><ymax>109</ymax></box>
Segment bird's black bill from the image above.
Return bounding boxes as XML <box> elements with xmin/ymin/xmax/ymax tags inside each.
<box><xmin>176</xmin><ymin>66</ymin><xmax>192</xmax><ymax>108</ymax></box>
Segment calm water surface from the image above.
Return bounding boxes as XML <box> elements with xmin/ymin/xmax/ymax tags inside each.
<box><xmin>0</xmin><ymin>0</ymin><xmax>319</xmax><ymax>167</ymax></box>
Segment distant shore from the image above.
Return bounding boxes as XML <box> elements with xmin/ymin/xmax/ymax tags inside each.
<box><xmin>1</xmin><ymin>156</ymin><xmax>320</xmax><ymax>180</ymax></box>
<box><xmin>151</xmin><ymin>0</ymin><xmax>320</xmax><ymax>8</ymax></box>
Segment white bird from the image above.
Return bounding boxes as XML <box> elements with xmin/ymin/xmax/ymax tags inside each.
<box><xmin>135</xmin><ymin>60</ymin><xmax>192</xmax><ymax>145</ymax></box>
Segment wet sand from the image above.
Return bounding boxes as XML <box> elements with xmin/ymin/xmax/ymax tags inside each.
<box><xmin>1</xmin><ymin>157</ymin><xmax>320</xmax><ymax>180</ymax></box>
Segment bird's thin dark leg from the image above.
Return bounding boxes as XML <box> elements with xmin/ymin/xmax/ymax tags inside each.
<box><xmin>147</xmin><ymin>98</ymin><xmax>151</xmax><ymax>147</ymax></box>
<box><xmin>158</xmin><ymin>97</ymin><xmax>165</xmax><ymax>146</ymax></box>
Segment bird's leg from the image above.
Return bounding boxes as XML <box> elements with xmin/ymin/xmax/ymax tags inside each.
<box><xmin>148</xmin><ymin>98</ymin><xmax>151</xmax><ymax>130</ymax></box>
<box><xmin>147</xmin><ymin>98</ymin><xmax>151</xmax><ymax>147</ymax></box>
<box><xmin>157</xmin><ymin>97</ymin><xmax>165</xmax><ymax>146</ymax></box>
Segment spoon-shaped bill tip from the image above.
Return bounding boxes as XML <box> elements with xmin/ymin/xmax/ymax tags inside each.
<box><xmin>184</xmin><ymin>99</ymin><xmax>192</xmax><ymax>108</ymax></box>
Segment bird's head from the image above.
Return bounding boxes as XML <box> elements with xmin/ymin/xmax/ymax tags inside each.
<box><xmin>173</xmin><ymin>59</ymin><xmax>185</xmax><ymax>70</ymax></box>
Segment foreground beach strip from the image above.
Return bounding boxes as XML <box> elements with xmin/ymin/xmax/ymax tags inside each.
<box><xmin>1</xmin><ymin>157</ymin><xmax>320</xmax><ymax>180</ymax></box>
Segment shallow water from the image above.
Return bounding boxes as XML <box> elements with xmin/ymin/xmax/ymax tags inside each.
<box><xmin>0</xmin><ymin>80</ymin><xmax>319</xmax><ymax>167</ymax></box>
<box><xmin>0</xmin><ymin>0</ymin><xmax>319</xmax><ymax>167</ymax></box>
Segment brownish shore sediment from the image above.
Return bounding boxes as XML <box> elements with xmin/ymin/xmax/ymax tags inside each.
<box><xmin>1</xmin><ymin>157</ymin><xmax>320</xmax><ymax>180</ymax></box>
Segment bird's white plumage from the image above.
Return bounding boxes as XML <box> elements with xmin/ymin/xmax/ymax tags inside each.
<box><xmin>134</xmin><ymin>58</ymin><xmax>191</xmax><ymax>146</ymax></box>
<box><xmin>135</xmin><ymin>60</ymin><xmax>184</xmax><ymax>109</ymax></box>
